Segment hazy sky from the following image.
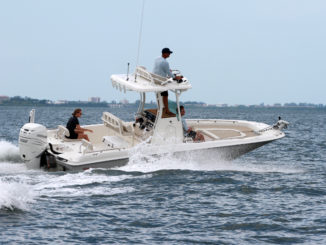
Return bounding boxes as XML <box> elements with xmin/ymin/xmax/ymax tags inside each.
<box><xmin>1</xmin><ymin>0</ymin><xmax>325</xmax><ymax>105</ymax></box>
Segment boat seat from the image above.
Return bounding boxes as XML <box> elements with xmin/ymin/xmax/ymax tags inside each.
<box><xmin>102</xmin><ymin>112</ymin><xmax>134</xmax><ymax>136</ymax></box>
<box><xmin>102</xmin><ymin>136</ymin><xmax>129</xmax><ymax>148</ymax></box>
<box><xmin>56</xmin><ymin>125</ymin><xmax>70</xmax><ymax>140</ymax></box>
<box><xmin>198</xmin><ymin>129</ymin><xmax>220</xmax><ymax>140</ymax></box>
<box><xmin>56</xmin><ymin>125</ymin><xmax>83</xmax><ymax>142</ymax></box>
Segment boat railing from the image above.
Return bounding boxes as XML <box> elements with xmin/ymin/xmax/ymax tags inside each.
<box><xmin>135</xmin><ymin>66</ymin><xmax>169</xmax><ymax>85</ymax></box>
<box><xmin>102</xmin><ymin>112</ymin><xmax>134</xmax><ymax>136</ymax></box>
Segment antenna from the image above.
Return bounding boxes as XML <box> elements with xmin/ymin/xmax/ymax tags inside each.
<box><xmin>135</xmin><ymin>0</ymin><xmax>146</xmax><ymax>81</ymax></box>
<box><xmin>29</xmin><ymin>109</ymin><xmax>35</xmax><ymax>123</ymax></box>
<box><xmin>127</xmin><ymin>62</ymin><xmax>130</xmax><ymax>81</ymax></box>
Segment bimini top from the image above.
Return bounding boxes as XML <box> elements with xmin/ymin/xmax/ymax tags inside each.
<box><xmin>110</xmin><ymin>66</ymin><xmax>192</xmax><ymax>93</ymax></box>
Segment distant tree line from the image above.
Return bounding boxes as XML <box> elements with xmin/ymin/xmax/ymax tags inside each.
<box><xmin>0</xmin><ymin>96</ymin><xmax>108</xmax><ymax>107</ymax></box>
<box><xmin>0</xmin><ymin>96</ymin><xmax>324</xmax><ymax>108</ymax></box>
<box><xmin>0</xmin><ymin>96</ymin><xmax>49</xmax><ymax>106</ymax></box>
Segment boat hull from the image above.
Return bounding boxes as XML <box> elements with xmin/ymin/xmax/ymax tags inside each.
<box><xmin>186</xmin><ymin>140</ymin><xmax>270</xmax><ymax>160</ymax></box>
<box><xmin>54</xmin><ymin>140</ymin><xmax>273</xmax><ymax>171</ymax></box>
<box><xmin>56</xmin><ymin>157</ymin><xmax>129</xmax><ymax>171</ymax></box>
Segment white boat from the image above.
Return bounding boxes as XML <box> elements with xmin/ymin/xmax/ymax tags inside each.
<box><xmin>18</xmin><ymin>66</ymin><xmax>288</xmax><ymax>171</ymax></box>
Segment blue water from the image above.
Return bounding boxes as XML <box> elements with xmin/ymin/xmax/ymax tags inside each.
<box><xmin>0</xmin><ymin>106</ymin><xmax>326</xmax><ymax>244</ymax></box>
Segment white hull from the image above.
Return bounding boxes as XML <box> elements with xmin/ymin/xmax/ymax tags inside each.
<box><xmin>54</xmin><ymin>140</ymin><xmax>273</xmax><ymax>171</ymax></box>
<box><xmin>36</xmin><ymin>118</ymin><xmax>285</xmax><ymax>171</ymax></box>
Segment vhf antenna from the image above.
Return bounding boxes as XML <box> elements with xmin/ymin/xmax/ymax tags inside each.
<box><xmin>135</xmin><ymin>0</ymin><xmax>146</xmax><ymax>81</ymax></box>
<box><xmin>127</xmin><ymin>62</ymin><xmax>130</xmax><ymax>81</ymax></box>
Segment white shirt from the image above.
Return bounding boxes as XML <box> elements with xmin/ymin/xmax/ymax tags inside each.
<box><xmin>181</xmin><ymin>117</ymin><xmax>189</xmax><ymax>136</ymax></box>
<box><xmin>153</xmin><ymin>57</ymin><xmax>174</xmax><ymax>78</ymax></box>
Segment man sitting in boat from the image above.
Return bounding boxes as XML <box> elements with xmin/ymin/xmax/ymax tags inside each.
<box><xmin>180</xmin><ymin>105</ymin><xmax>205</xmax><ymax>142</ymax></box>
<box><xmin>153</xmin><ymin>47</ymin><xmax>183</xmax><ymax>117</ymax></box>
<box><xmin>66</xmin><ymin>108</ymin><xmax>93</xmax><ymax>141</ymax></box>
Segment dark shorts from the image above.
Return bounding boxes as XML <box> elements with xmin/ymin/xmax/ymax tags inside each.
<box><xmin>187</xmin><ymin>130</ymin><xmax>197</xmax><ymax>139</ymax></box>
<box><xmin>66</xmin><ymin>133</ymin><xmax>78</xmax><ymax>139</ymax></box>
<box><xmin>160</xmin><ymin>91</ymin><xmax>168</xmax><ymax>96</ymax></box>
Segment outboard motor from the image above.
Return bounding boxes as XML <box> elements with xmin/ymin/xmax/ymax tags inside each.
<box><xmin>273</xmin><ymin>117</ymin><xmax>289</xmax><ymax>131</ymax></box>
<box><xmin>19</xmin><ymin>123</ymin><xmax>48</xmax><ymax>169</ymax></box>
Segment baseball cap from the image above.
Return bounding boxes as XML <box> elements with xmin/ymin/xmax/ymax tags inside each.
<box><xmin>162</xmin><ymin>48</ymin><xmax>173</xmax><ymax>54</ymax></box>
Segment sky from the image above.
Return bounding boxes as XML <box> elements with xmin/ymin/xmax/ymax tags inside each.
<box><xmin>0</xmin><ymin>0</ymin><xmax>325</xmax><ymax>105</ymax></box>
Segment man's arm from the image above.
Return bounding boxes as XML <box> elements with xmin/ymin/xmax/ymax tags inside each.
<box><xmin>162</xmin><ymin>61</ymin><xmax>174</xmax><ymax>78</ymax></box>
<box><xmin>75</xmin><ymin>124</ymin><xmax>93</xmax><ymax>133</ymax></box>
<box><xmin>164</xmin><ymin>61</ymin><xmax>183</xmax><ymax>80</ymax></box>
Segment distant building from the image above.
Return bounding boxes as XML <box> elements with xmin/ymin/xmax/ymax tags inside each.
<box><xmin>108</xmin><ymin>104</ymin><xmax>122</xmax><ymax>108</ymax></box>
<box><xmin>213</xmin><ymin>104</ymin><xmax>229</xmax><ymax>107</ymax></box>
<box><xmin>120</xmin><ymin>99</ymin><xmax>129</xmax><ymax>105</ymax></box>
<box><xmin>89</xmin><ymin>97</ymin><xmax>101</xmax><ymax>103</ymax></box>
<box><xmin>234</xmin><ymin>104</ymin><xmax>247</xmax><ymax>108</ymax></box>
<box><xmin>284</xmin><ymin>103</ymin><xmax>297</xmax><ymax>107</ymax></box>
<box><xmin>0</xmin><ymin>95</ymin><xmax>9</xmax><ymax>102</ymax></box>
<box><xmin>54</xmin><ymin>100</ymin><xmax>68</xmax><ymax>105</ymax></box>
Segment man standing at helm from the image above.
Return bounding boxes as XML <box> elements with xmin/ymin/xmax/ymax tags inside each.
<box><xmin>153</xmin><ymin>47</ymin><xmax>182</xmax><ymax>116</ymax></box>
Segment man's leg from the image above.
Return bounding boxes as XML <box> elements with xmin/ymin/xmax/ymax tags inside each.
<box><xmin>162</xmin><ymin>95</ymin><xmax>169</xmax><ymax>113</ymax></box>
<box><xmin>78</xmin><ymin>133</ymin><xmax>90</xmax><ymax>141</ymax></box>
<box><xmin>195</xmin><ymin>132</ymin><xmax>205</xmax><ymax>142</ymax></box>
<box><xmin>162</xmin><ymin>95</ymin><xmax>175</xmax><ymax>116</ymax></box>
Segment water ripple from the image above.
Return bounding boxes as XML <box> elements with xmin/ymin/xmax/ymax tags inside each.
<box><xmin>1</xmin><ymin>107</ymin><xmax>326</xmax><ymax>244</ymax></box>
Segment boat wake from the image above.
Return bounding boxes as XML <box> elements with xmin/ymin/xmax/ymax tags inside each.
<box><xmin>0</xmin><ymin>140</ymin><xmax>22</xmax><ymax>163</ymax></box>
<box><xmin>0</xmin><ymin>140</ymin><xmax>302</xmax><ymax>212</ymax></box>
<box><xmin>32</xmin><ymin>170</ymin><xmax>139</xmax><ymax>198</ymax></box>
<box><xmin>0</xmin><ymin>177</ymin><xmax>36</xmax><ymax>211</ymax></box>
<box><xmin>0</xmin><ymin>168</ymin><xmax>142</xmax><ymax>211</ymax></box>
<box><xmin>0</xmin><ymin>141</ymin><xmax>35</xmax><ymax>211</ymax></box>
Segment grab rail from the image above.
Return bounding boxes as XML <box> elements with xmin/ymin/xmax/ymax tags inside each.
<box><xmin>102</xmin><ymin>112</ymin><xmax>123</xmax><ymax>134</ymax></box>
<box><xmin>102</xmin><ymin>112</ymin><xmax>134</xmax><ymax>136</ymax></box>
<box><xmin>135</xmin><ymin>66</ymin><xmax>169</xmax><ymax>85</ymax></box>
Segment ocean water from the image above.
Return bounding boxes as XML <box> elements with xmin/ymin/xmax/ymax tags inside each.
<box><xmin>0</xmin><ymin>106</ymin><xmax>325</xmax><ymax>244</ymax></box>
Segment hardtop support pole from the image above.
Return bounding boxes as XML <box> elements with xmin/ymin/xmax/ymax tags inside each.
<box><xmin>175</xmin><ymin>90</ymin><xmax>182</xmax><ymax>121</ymax></box>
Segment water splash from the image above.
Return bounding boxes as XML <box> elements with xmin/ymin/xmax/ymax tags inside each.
<box><xmin>0</xmin><ymin>178</ymin><xmax>35</xmax><ymax>211</ymax></box>
<box><xmin>0</xmin><ymin>140</ymin><xmax>22</xmax><ymax>163</ymax></box>
<box><xmin>31</xmin><ymin>169</ymin><xmax>152</xmax><ymax>198</ymax></box>
<box><xmin>118</xmin><ymin>147</ymin><xmax>303</xmax><ymax>174</ymax></box>
<box><xmin>0</xmin><ymin>162</ymin><xmax>28</xmax><ymax>174</ymax></box>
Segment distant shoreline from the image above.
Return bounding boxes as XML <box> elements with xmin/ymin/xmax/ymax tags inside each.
<box><xmin>0</xmin><ymin>96</ymin><xmax>325</xmax><ymax>108</ymax></box>
<box><xmin>1</xmin><ymin>103</ymin><xmax>325</xmax><ymax>109</ymax></box>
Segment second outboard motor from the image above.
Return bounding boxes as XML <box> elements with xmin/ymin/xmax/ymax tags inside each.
<box><xmin>273</xmin><ymin>117</ymin><xmax>289</xmax><ymax>130</ymax></box>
